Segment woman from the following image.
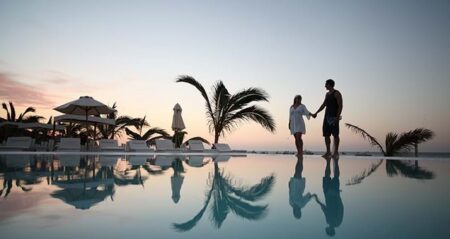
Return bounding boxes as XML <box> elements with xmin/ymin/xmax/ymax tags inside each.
<box><xmin>289</xmin><ymin>95</ymin><xmax>314</xmax><ymax>155</ymax></box>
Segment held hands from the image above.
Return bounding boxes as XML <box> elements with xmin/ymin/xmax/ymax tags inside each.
<box><xmin>310</xmin><ymin>113</ymin><xmax>317</xmax><ymax>119</ymax></box>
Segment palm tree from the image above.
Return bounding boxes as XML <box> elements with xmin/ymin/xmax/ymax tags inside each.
<box><xmin>97</xmin><ymin>103</ymin><xmax>143</xmax><ymax>139</ymax></box>
<box><xmin>1</xmin><ymin>101</ymin><xmax>45</xmax><ymax>141</ymax></box>
<box><xmin>125</xmin><ymin>116</ymin><xmax>170</xmax><ymax>145</ymax></box>
<box><xmin>172</xmin><ymin>162</ymin><xmax>275</xmax><ymax>231</ymax></box>
<box><xmin>345</xmin><ymin>123</ymin><xmax>434</xmax><ymax>156</ymax></box>
<box><xmin>176</xmin><ymin>75</ymin><xmax>276</xmax><ymax>143</ymax></box>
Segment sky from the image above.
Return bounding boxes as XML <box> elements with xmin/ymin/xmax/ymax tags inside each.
<box><xmin>1</xmin><ymin>0</ymin><xmax>449</xmax><ymax>152</ymax></box>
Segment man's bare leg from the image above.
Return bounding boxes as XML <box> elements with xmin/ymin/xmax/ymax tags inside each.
<box><xmin>323</xmin><ymin>136</ymin><xmax>331</xmax><ymax>158</ymax></box>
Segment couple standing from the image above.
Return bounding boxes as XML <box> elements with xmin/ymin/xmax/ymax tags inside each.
<box><xmin>289</xmin><ymin>79</ymin><xmax>343</xmax><ymax>157</ymax></box>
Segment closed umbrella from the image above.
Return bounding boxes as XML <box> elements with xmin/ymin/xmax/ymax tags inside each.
<box><xmin>171</xmin><ymin>103</ymin><xmax>185</xmax><ymax>132</ymax></box>
<box><xmin>171</xmin><ymin>103</ymin><xmax>185</xmax><ymax>148</ymax></box>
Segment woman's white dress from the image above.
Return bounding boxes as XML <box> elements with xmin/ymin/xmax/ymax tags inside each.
<box><xmin>289</xmin><ymin>104</ymin><xmax>310</xmax><ymax>135</ymax></box>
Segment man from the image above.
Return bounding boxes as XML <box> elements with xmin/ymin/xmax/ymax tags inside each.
<box><xmin>312</xmin><ymin>79</ymin><xmax>343</xmax><ymax>157</ymax></box>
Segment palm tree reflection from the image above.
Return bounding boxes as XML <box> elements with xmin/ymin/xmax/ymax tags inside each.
<box><xmin>385</xmin><ymin>160</ymin><xmax>434</xmax><ymax>179</ymax></box>
<box><xmin>172</xmin><ymin>162</ymin><xmax>275</xmax><ymax>232</ymax></box>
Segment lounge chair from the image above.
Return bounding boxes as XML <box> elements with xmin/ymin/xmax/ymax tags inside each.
<box><xmin>153</xmin><ymin>155</ymin><xmax>175</xmax><ymax>167</ymax></box>
<box><xmin>127</xmin><ymin>140</ymin><xmax>153</xmax><ymax>152</ymax></box>
<box><xmin>56</xmin><ymin>138</ymin><xmax>81</xmax><ymax>151</ymax></box>
<box><xmin>213</xmin><ymin>155</ymin><xmax>231</xmax><ymax>162</ymax></box>
<box><xmin>99</xmin><ymin>155</ymin><xmax>119</xmax><ymax>167</ymax></box>
<box><xmin>128</xmin><ymin>155</ymin><xmax>149</xmax><ymax>166</ymax></box>
<box><xmin>55</xmin><ymin>155</ymin><xmax>81</xmax><ymax>167</ymax></box>
<box><xmin>187</xmin><ymin>156</ymin><xmax>209</xmax><ymax>167</ymax></box>
<box><xmin>99</xmin><ymin>139</ymin><xmax>124</xmax><ymax>151</ymax></box>
<box><xmin>212</xmin><ymin>143</ymin><xmax>232</xmax><ymax>152</ymax></box>
<box><xmin>155</xmin><ymin>139</ymin><xmax>183</xmax><ymax>152</ymax></box>
<box><xmin>0</xmin><ymin>137</ymin><xmax>33</xmax><ymax>151</ymax></box>
<box><xmin>188</xmin><ymin>140</ymin><xmax>213</xmax><ymax>152</ymax></box>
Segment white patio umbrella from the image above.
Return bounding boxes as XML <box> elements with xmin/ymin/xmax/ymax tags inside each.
<box><xmin>54</xmin><ymin>96</ymin><xmax>115</xmax><ymax>116</ymax></box>
<box><xmin>171</xmin><ymin>103</ymin><xmax>185</xmax><ymax>132</ymax></box>
<box><xmin>54</xmin><ymin>96</ymin><xmax>116</xmax><ymax>141</ymax></box>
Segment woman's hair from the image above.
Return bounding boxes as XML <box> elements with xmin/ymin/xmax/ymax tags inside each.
<box><xmin>292</xmin><ymin>95</ymin><xmax>302</xmax><ymax>106</ymax></box>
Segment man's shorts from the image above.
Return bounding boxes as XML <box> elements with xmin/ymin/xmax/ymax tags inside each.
<box><xmin>323</xmin><ymin>116</ymin><xmax>340</xmax><ymax>137</ymax></box>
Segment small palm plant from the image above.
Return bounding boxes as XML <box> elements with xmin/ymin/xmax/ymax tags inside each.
<box><xmin>345</xmin><ymin>123</ymin><xmax>434</xmax><ymax>156</ymax></box>
<box><xmin>125</xmin><ymin>116</ymin><xmax>170</xmax><ymax>145</ymax></box>
<box><xmin>172</xmin><ymin>162</ymin><xmax>275</xmax><ymax>231</ymax></box>
<box><xmin>176</xmin><ymin>75</ymin><xmax>276</xmax><ymax>143</ymax></box>
<box><xmin>97</xmin><ymin>103</ymin><xmax>143</xmax><ymax>139</ymax></box>
<box><xmin>1</xmin><ymin>101</ymin><xmax>45</xmax><ymax>141</ymax></box>
<box><xmin>171</xmin><ymin>130</ymin><xmax>210</xmax><ymax>148</ymax></box>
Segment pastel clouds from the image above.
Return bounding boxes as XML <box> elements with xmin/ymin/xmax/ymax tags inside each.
<box><xmin>0</xmin><ymin>72</ymin><xmax>56</xmax><ymax>108</ymax></box>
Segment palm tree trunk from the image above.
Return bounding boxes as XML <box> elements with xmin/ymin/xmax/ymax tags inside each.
<box><xmin>214</xmin><ymin>132</ymin><xmax>220</xmax><ymax>144</ymax></box>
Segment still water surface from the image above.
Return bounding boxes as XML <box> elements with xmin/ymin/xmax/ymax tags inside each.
<box><xmin>1</xmin><ymin>154</ymin><xmax>449</xmax><ymax>239</ymax></box>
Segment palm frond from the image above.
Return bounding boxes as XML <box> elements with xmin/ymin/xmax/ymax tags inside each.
<box><xmin>142</xmin><ymin>127</ymin><xmax>170</xmax><ymax>140</ymax></box>
<box><xmin>2</xmin><ymin>102</ymin><xmax>10</xmax><ymax>121</ymax></box>
<box><xmin>211</xmin><ymin>81</ymin><xmax>230</xmax><ymax>126</ymax></box>
<box><xmin>226</xmin><ymin>175</ymin><xmax>275</xmax><ymax>201</ymax></box>
<box><xmin>224</xmin><ymin>105</ymin><xmax>276</xmax><ymax>133</ymax></box>
<box><xmin>226</xmin><ymin>195</ymin><xmax>268</xmax><ymax>220</ymax></box>
<box><xmin>345</xmin><ymin>123</ymin><xmax>386</xmax><ymax>155</ymax></box>
<box><xmin>227</xmin><ymin>88</ymin><xmax>269</xmax><ymax>112</ymax></box>
<box><xmin>125</xmin><ymin>127</ymin><xmax>142</xmax><ymax>140</ymax></box>
<box><xmin>176</xmin><ymin>75</ymin><xmax>215</xmax><ymax>127</ymax></box>
<box><xmin>346</xmin><ymin>160</ymin><xmax>383</xmax><ymax>186</ymax></box>
<box><xmin>185</xmin><ymin>137</ymin><xmax>210</xmax><ymax>145</ymax></box>
<box><xmin>9</xmin><ymin>102</ymin><xmax>16</xmax><ymax>122</ymax></box>
<box><xmin>18</xmin><ymin>107</ymin><xmax>36</xmax><ymax>121</ymax></box>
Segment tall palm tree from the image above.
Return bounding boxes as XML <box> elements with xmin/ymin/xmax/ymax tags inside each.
<box><xmin>176</xmin><ymin>75</ymin><xmax>276</xmax><ymax>143</ymax></box>
<box><xmin>172</xmin><ymin>162</ymin><xmax>275</xmax><ymax>231</ymax></box>
<box><xmin>125</xmin><ymin>116</ymin><xmax>170</xmax><ymax>145</ymax></box>
<box><xmin>345</xmin><ymin>123</ymin><xmax>434</xmax><ymax>156</ymax></box>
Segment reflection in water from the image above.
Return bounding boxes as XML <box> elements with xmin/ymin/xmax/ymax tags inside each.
<box><xmin>385</xmin><ymin>160</ymin><xmax>434</xmax><ymax>179</ymax></box>
<box><xmin>346</xmin><ymin>160</ymin><xmax>383</xmax><ymax>186</ymax></box>
<box><xmin>172</xmin><ymin>162</ymin><xmax>275</xmax><ymax>232</ymax></box>
<box><xmin>171</xmin><ymin>157</ymin><xmax>185</xmax><ymax>203</ymax></box>
<box><xmin>51</xmin><ymin>155</ymin><xmax>115</xmax><ymax>210</ymax></box>
<box><xmin>0</xmin><ymin>155</ymin><xmax>45</xmax><ymax>198</ymax></box>
<box><xmin>346</xmin><ymin>159</ymin><xmax>435</xmax><ymax>186</ymax></box>
<box><xmin>289</xmin><ymin>155</ymin><xmax>314</xmax><ymax>219</ymax></box>
<box><xmin>315</xmin><ymin>157</ymin><xmax>344</xmax><ymax>237</ymax></box>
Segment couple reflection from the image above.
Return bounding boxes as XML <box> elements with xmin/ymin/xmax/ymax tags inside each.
<box><xmin>289</xmin><ymin>156</ymin><xmax>343</xmax><ymax>237</ymax></box>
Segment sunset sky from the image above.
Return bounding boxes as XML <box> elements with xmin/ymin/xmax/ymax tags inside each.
<box><xmin>1</xmin><ymin>0</ymin><xmax>449</xmax><ymax>152</ymax></box>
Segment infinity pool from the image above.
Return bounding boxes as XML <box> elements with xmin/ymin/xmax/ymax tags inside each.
<box><xmin>1</xmin><ymin>154</ymin><xmax>449</xmax><ymax>239</ymax></box>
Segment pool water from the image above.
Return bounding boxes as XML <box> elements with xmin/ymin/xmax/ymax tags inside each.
<box><xmin>1</xmin><ymin>154</ymin><xmax>449</xmax><ymax>239</ymax></box>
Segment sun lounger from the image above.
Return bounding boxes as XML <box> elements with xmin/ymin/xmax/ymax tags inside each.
<box><xmin>57</xmin><ymin>138</ymin><xmax>81</xmax><ymax>151</ymax></box>
<box><xmin>188</xmin><ymin>140</ymin><xmax>205</xmax><ymax>151</ymax></box>
<box><xmin>55</xmin><ymin>155</ymin><xmax>81</xmax><ymax>167</ymax></box>
<box><xmin>0</xmin><ymin>137</ymin><xmax>33</xmax><ymax>151</ymax></box>
<box><xmin>187</xmin><ymin>155</ymin><xmax>210</xmax><ymax>167</ymax></box>
<box><xmin>153</xmin><ymin>155</ymin><xmax>175</xmax><ymax>167</ymax></box>
<box><xmin>155</xmin><ymin>139</ymin><xmax>183</xmax><ymax>152</ymax></box>
<box><xmin>99</xmin><ymin>155</ymin><xmax>119</xmax><ymax>167</ymax></box>
<box><xmin>128</xmin><ymin>155</ymin><xmax>150</xmax><ymax>166</ymax></box>
<box><xmin>99</xmin><ymin>139</ymin><xmax>124</xmax><ymax>151</ymax></box>
<box><xmin>127</xmin><ymin>140</ymin><xmax>153</xmax><ymax>152</ymax></box>
<box><xmin>212</xmin><ymin>143</ymin><xmax>232</xmax><ymax>152</ymax></box>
